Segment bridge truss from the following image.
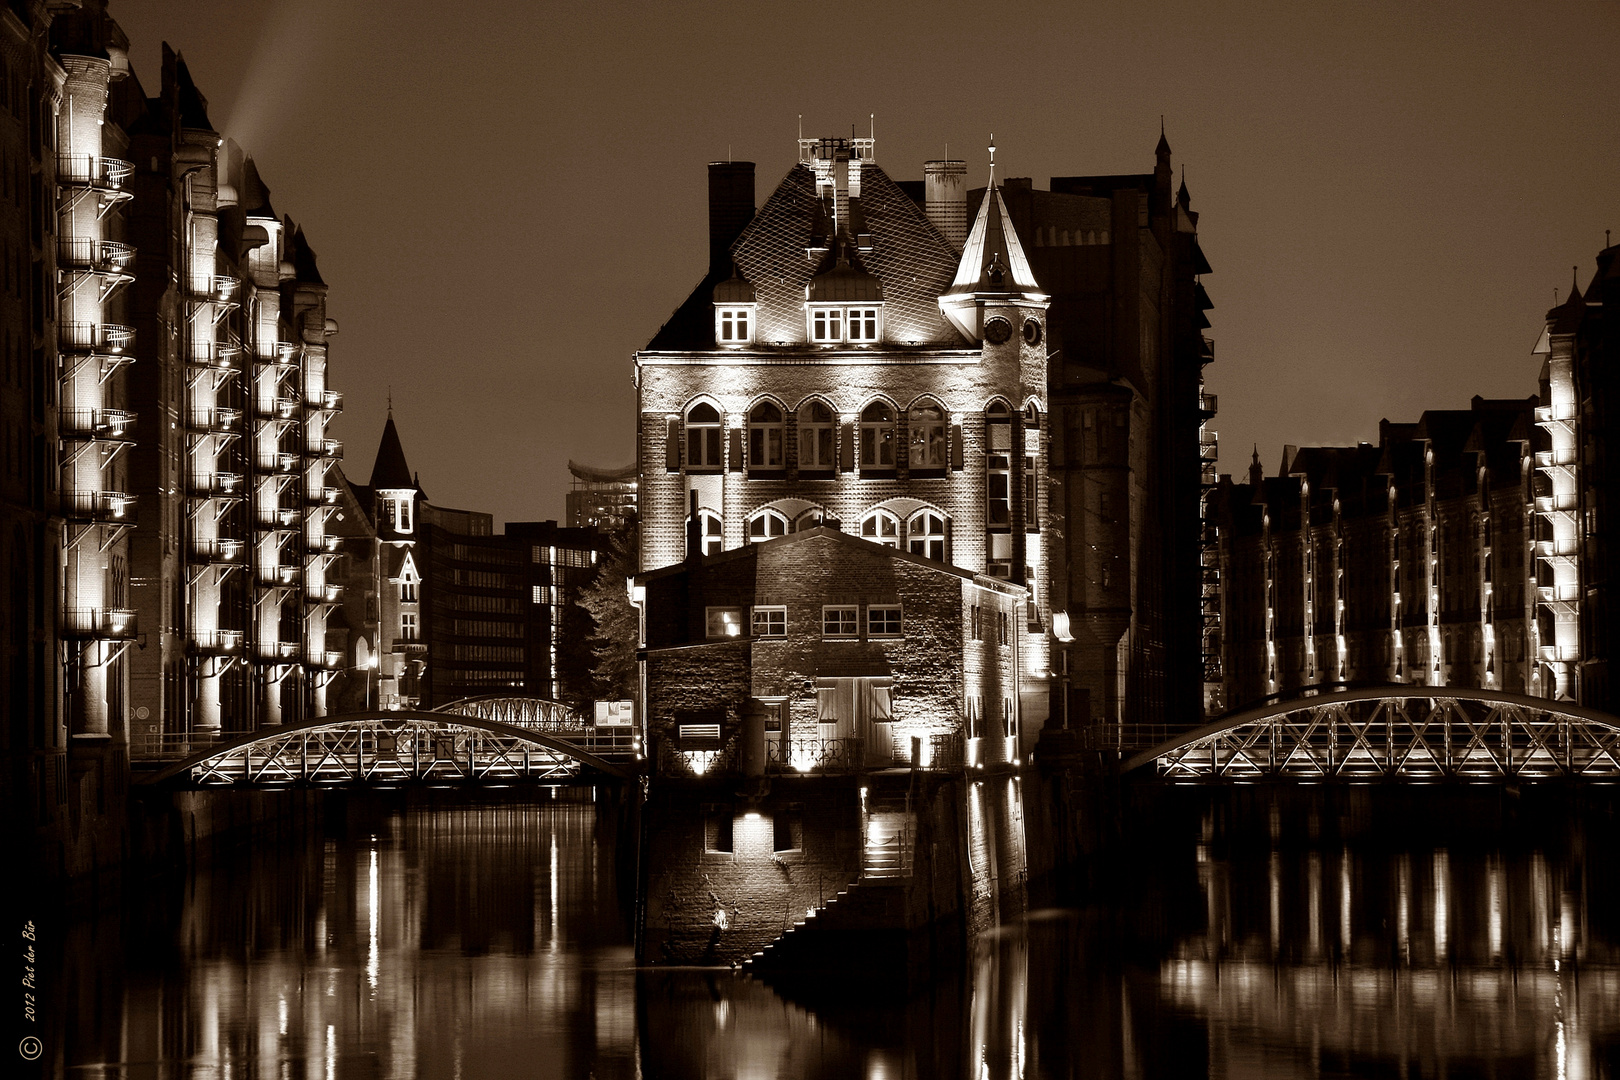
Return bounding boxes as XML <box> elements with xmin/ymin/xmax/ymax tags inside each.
<box><xmin>1122</xmin><ymin>687</ymin><xmax>1620</xmax><ymax>781</ymax></box>
<box><xmin>141</xmin><ymin>701</ymin><xmax>639</xmax><ymax>787</ymax></box>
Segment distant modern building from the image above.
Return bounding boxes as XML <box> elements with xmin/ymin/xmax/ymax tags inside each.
<box><xmin>1212</xmin><ymin>238</ymin><xmax>1620</xmax><ymax>716</ymax></box>
<box><xmin>566</xmin><ymin>459</ymin><xmax>637</xmax><ymax>532</ymax></box>
<box><xmin>339</xmin><ymin>414</ymin><xmax>607</xmax><ymax>711</ymax></box>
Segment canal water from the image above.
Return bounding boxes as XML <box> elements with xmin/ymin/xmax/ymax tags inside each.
<box><xmin>40</xmin><ymin>789</ymin><xmax>1620</xmax><ymax>1078</ymax></box>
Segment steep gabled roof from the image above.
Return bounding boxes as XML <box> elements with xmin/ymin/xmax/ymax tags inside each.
<box><xmin>643</xmin><ymin>157</ymin><xmax>961</xmax><ymax>350</ymax></box>
<box><xmin>369</xmin><ymin>413</ymin><xmax>414</xmax><ymax>491</ymax></box>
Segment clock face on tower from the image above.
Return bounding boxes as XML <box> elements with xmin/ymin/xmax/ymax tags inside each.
<box><xmin>984</xmin><ymin>318</ymin><xmax>1012</xmax><ymax>345</ymax></box>
<box><xmin>1023</xmin><ymin>319</ymin><xmax>1042</xmax><ymax>346</ymax></box>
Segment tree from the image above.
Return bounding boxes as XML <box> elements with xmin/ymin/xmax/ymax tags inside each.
<box><xmin>576</xmin><ymin>521</ymin><xmax>639</xmax><ymax>702</ymax></box>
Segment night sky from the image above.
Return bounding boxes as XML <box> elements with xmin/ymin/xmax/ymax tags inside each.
<box><xmin>115</xmin><ymin>1</ymin><xmax>1619</xmax><ymax>528</ymax></box>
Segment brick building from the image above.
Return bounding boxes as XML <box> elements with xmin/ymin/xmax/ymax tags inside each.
<box><xmin>638</xmin><ymin>526</ymin><xmax>1026</xmax><ymax>769</ymax></box>
<box><xmin>635</xmin><ymin>527</ymin><xmax>1027</xmax><ymax>965</ymax></box>
<box><xmin>1214</xmin><ymin>240</ymin><xmax>1620</xmax><ymax>716</ymax></box>
<box><xmin>2</xmin><ymin>1</ymin><xmax>346</xmax><ymax>882</ymax></box>
<box><xmin>335</xmin><ymin>412</ymin><xmax>607</xmax><ymax>711</ymax></box>
<box><xmin>634</xmin><ymin>129</ymin><xmax>1215</xmax><ymax>741</ymax></box>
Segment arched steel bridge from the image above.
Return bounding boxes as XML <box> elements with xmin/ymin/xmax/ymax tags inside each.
<box><xmin>1121</xmin><ymin>686</ymin><xmax>1620</xmax><ymax>781</ymax></box>
<box><xmin>137</xmin><ymin>696</ymin><xmax>641</xmax><ymax>787</ymax></box>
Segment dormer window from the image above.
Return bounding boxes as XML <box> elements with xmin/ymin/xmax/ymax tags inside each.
<box><xmin>808</xmin><ymin>304</ymin><xmax>883</xmax><ymax>345</ymax></box>
<box><xmin>717</xmin><ymin>306</ymin><xmax>753</xmax><ymax>345</ymax></box>
<box><xmin>811</xmin><ymin>306</ymin><xmax>843</xmax><ymax>343</ymax></box>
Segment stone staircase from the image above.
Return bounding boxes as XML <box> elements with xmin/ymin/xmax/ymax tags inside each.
<box><xmin>742</xmin><ymin>879</ymin><xmax>909</xmax><ymax>975</ymax></box>
<box><xmin>862</xmin><ymin>788</ymin><xmax>913</xmax><ymax>880</ymax></box>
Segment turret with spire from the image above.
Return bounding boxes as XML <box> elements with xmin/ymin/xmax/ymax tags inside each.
<box><xmin>370</xmin><ymin>408</ymin><xmax>422</xmax><ymax>539</ymax></box>
<box><xmin>938</xmin><ymin>136</ymin><xmax>1048</xmax><ymax>343</ymax></box>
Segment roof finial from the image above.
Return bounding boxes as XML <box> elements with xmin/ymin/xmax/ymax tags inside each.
<box><xmin>387</xmin><ymin>385</ymin><xmax>392</xmax><ymax>414</ymax></box>
<box><xmin>988</xmin><ymin>133</ymin><xmax>996</xmax><ymax>187</ymax></box>
<box><xmin>1572</xmin><ymin>265</ymin><xmax>1582</xmax><ymax>301</ymax></box>
<box><xmin>869</xmin><ymin>112</ymin><xmax>874</xmax><ymax>142</ymax></box>
<box><xmin>1607</xmin><ymin>228</ymin><xmax>1612</xmax><ymax>248</ymax></box>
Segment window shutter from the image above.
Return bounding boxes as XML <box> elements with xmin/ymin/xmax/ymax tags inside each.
<box><xmin>728</xmin><ymin>428</ymin><xmax>743</xmax><ymax>472</ymax></box>
<box><xmin>665</xmin><ymin>417</ymin><xmax>680</xmax><ymax>472</ymax></box>
<box><xmin>840</xmin><ymin>423</ymin><xmax>854</xmax><ymax>472</ymax></box>
<box><xmin>951</xmin><ymin>424</ymin><xmax>964</xmax><ymax>470</ymax></box>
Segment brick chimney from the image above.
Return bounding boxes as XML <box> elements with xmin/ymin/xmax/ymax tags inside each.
<box><xmin>708</xmin><ymin>162</ymin><xmax>756</xmax><ymax>275</ymax></box>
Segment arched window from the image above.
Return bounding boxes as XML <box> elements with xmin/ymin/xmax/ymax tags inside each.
<box><xmin>861</xmin><ymin>509</ymin><xmax>901</xmax><ymax>548</ymax></box>
<box><xmin>686</xmin><ymin>403</ymin><xmax>722</xmax><ymax>470</ymax></box>
<box><xmin>908</xmin><ymin>402</ymin><xmax>947</xmax><ymax>469</ymax></box>
<box><xmin>859</xmin><ymin>401</ymin><xmax>896</xmax><ymax>469</ymax></box>
<box><xmin>907</xmin><ymin>511</ymin><xmax>947</xmax><ymax>562</ymax></box>
<box><xmin>793</xmin><ymin>508</ymin><xmax>826</xmax><ymax>532</ymax></box>
<box><xmin>748</xmin><ymin>508</ymin><xmax>788</xmax><ymax>542</ymax></box>
<box><xmin>697</xmin><ymin>509</ymin><xmax>723</xmax><ymax>556</ymax></box>
<box><xmin>748</xmin><ymin>402</ymin><xmax>784</xmax><ymax>470</ymax></box>
<box><xmin>798</xmin><ymin>401</ymin><xmax>835</xmax><ymax>470</ymax></box>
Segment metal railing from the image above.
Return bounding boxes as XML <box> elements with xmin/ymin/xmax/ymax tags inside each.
<box><xmin>190</xmin><ymin>629</ymin><xmax>245</xmax><ymax>655</ymax></box>
<box><xmin>62</xmin><ymin>607</ymin><xmax>137</xmax><ymax>639</ymax></box>
<box><xmin>60</xmin><ymin>408</ymin><xmax>136</xmax><ymax>441</ymax></box>
<box><xmin>766</xmin><ymin>736</ymin><xmax>865</xmax><ymax>774</ymax></box>
<box><xmin>59</xmin><ymin>322</ymin><xmax>134</xmax><ymax>353</ymax></box>
<box><xmin>60</xmin><ymin>490</ymin><xmax>135</xmax><ymax>522</ymax></box>
<box><xmin>57</xmin><ymin>155</ymin><xmax>133</xmax><ymax>188</ymax></box>
<box><xmin>57</xmin><ymin>237</ymin><xmax>135</xmax><ymax>273</ymax></box>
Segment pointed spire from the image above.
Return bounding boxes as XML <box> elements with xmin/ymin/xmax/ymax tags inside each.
<box><xmin>370</xmin><ymin>412</ymin><xmax>415</xmax><ymax>491</ymax></box>
<box><xmin>1156</xmin><ymin>116</ymin><xmax>1171</xmax><ymax>160</ymax></box>
<box><xmin>1248</xmin><ymin>444</ymin><xmax>1264</xmax><ymax>487</ymax></box>
<box><xmin>937</xmin><ymin>140</ymin><xmax>1047</xmax><ymax>342</ymax></box>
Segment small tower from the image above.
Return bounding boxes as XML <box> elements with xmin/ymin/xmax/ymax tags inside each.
<box><xmin>368</xmin><ymin>410</ymin><xmax>425</xmax><ymax>708</ymax></box>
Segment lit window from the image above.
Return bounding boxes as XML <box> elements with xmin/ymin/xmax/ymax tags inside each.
<box><xmin>859</xmin><ymin>402</ymin><xmax>895</xmax><ymax>468</ymax></box>
<box><xmin>706</xmin><ymin>607</ymin><xmax>744</xmax><ymax>638</ymax></box>
<box><xmin>868</xmin><ymin>605</ymin><xmax>902</xmax><ymax>637</ymax></box>
<box><xmin>846</xmin><ymin>307</ymin><xmax>881</xmax><ymax>342</ymax></box>
<box><xmin>697</xmin><ymin>510</ymin><xmax>723</xmax><ymax>556</ymax></box>
<box><xmin>532</xmin><ymin>585</ymin><xmax>552</xmax><ymax>604</ymax></box>
<box><xmin>1023</xmin><ymin>453</ymin><xmax>1037</xmax><ymax>527</ymax></box>
<box><xmin>998</xmin><ymin>610</ymin><xmax>1009</xmax><ymax>646</ymax></box>
<box><xmin>810</xmin><ymin>307</ymin><xmax>843</xmax><ymax>343</ymax></box>
<box><xmin>749</xmin><ymin>508</ymin><xmax>788</xmax><ymax>542</ymax></box>
<box><xmin>752</xmin><ymin>606</ymin><xmax>786</xmax><ymax>637</ymax></box>
<box><xmin>400</xmin><ymin>580</ymin><xmax>417</xmax><ymax>603</ymax></box>
<box><xmin>908</xmin><ymin>402</ymin><xmax>947</xmax><ymax>468</ymax></box>
<box><xmin>822</xmin><ymin>605</ymin><xmax>858</xmax><ymax>638</ymax></box>
<box><xmin>798</xmin><ymin>401</ymin><xmax>836</xmax><ymax>469</ymax></box>
<box><xmin>748</xmin><ymin>402</ymin><xmax>784</xmax><ymax>470</ymax></box>
<box><xmin>987</xmin><ymin>455</ymin><xmax>1011</xmax><ymax>526</ymax></box>
<box><xmin>400</xmin><ymin>612</ymin><xmax>419</xmax><ymax>641</ymax></box>
<box><xmin>861</xmin><ymin>509</ymin><xmax>900</xmax><ymax>548</ymax></box>
<box><xmin>970</xmin><ymin>604</ymin><xmax>981</xmax><ymax>640</ymax></box>
<box><xmin>717</xmin><ymin>306</ymin><xmax>752</xmax><ymax>344</ymax></box>
<box><xmin>907</xmin><ymin>511</ymin><xmax>947</xmax><ymax>562</ymax></box>
<box><xmin>685</xmin><ymin>402</ymin><xmax>722</xmax><ymax>469</ymax></box>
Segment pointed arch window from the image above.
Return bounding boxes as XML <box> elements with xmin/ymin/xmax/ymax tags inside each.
<box><xmin>749</xmin><ymin>508</ymin><xmax>789</xmax><ymax>542</ymax></box>
<box><xmin>859</xmin><ymin>402</ymin><xmax>896</xmax><ymax>469</ymax></box>
<box><xmin>798</xmin><ymin>401</ymin><xmax>836</xmax><ymax>470</ymax></box>
<box><xmin>861</xmin><ymin>509</ymin><xmax>901</xmax><ymax>548</ymax></box>
<box><xmin>907</xmin><ymin>511</ymin><xmax>947</xmax><ymax>562</ymax></box>
<box><xmin>748</xmin><ymin>402</ymin><xmax>784</xmax><ymax>471</ymax></box>
<box><xmin>908</xmin><ymin>402</ymin><xmax>947</xmax><ymax>470</ymax></box>
<box><xmin>685</xmin><ymin>402</ymin><xmax>722</xmax><ymax>470</ymax></box>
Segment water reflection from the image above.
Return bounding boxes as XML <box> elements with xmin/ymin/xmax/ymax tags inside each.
<box><xmin>47</xmin><ymin>792</ymin><xmax>1620</xmax><ymax>1078</ymax></box>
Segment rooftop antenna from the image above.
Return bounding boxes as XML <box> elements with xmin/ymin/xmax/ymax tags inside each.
<box><xmin>988</xmin><ymin>134</ymin><xmax>997</xmax><ymax>187</ymax></box>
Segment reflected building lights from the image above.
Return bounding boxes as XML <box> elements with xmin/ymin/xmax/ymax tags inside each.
<box><xmin>1340</xmin><ymin>848</ymin><xmax>1352</xmax><ymax>956</ymax></box>
<box><xmin>368</xmin><ymin>847</ymin><xmax>380</xmax><ymax>992</ymax></box>
<box><xmin>1433</xmin><ymin>849</ymin><xmax>1449</xmax><ymax>961</ymax></box>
